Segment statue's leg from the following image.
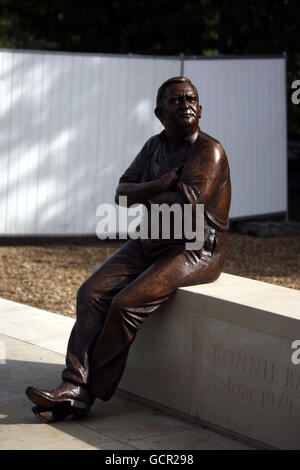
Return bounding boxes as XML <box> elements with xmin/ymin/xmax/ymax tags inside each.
<box><xmin>26</xmin><ymin>240</ymin><xmax>150</xmax><ymax>420</ymax></box>
<box><xmin>88</xmin><ymin>241</ymin><xmax>225</xmax><ymax>401</ymax></box>
<box><xmin>61</xmin><ymin>239</ymin><xmax>150</xmax><ymax>387</ymax></box>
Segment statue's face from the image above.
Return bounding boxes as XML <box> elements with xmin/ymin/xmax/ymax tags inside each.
<box><xmin>159</xmin><ymin>82</ymin><xmax>200</xmax><ymax>131</ymax></box>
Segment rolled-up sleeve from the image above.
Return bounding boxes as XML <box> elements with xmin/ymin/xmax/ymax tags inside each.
<box><xmin>177</xmin><ymin>143</ymin><xmax>226</xmax><ymax>205</ymax></box>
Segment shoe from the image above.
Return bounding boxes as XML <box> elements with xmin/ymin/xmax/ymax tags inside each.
<box><xmin>25</xmin><ymin>381</ymin><xmax>94</xmax><ymax>410</ymax></box>
<box><xmin>31</xmin><ymin>404</ymin><xmax>89</xmax><ymax>424</ymax></box>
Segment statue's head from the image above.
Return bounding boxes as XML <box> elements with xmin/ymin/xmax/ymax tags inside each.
<box><xmin>155</xmin><ymin>77</ymin><xmax>201</xmax><ymax>134</ymax></box>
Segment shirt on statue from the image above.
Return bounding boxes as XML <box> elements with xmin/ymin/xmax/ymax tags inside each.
<box><xmin>118</xmin><ymin>127</ymin><xmax>231</xmax><ymax>254</ymax></box>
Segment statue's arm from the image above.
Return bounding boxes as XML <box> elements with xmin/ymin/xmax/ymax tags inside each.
<box><xmin>145</xmin><ymin>164</ymin><xmax>186</xmax><ymax>206</ymax></box>
<box><xmin>114</xmin><ymin>138</ymin><xmax>157</xmax><ymax>207</ymax></box>
<box><xmin>148</xmin><ymin>144</ymin><xmax>228</xmax><ymax>208</ymax></box>
<box><xmin>177</xmin><ymin>143</ymin><xmax>228</xmax><ymax>205</ymax></box>
<box><xmin>115</xmin><ymin>179</ymin><xmax>169</xmax><ymax>207</ymax></box>
<box><xmin>115</xmin><ymin>158</ymin><xmax>182</xmax><ymax>207</ymax></box>
<box><xmin>148</xmin><ymin>189</ymin><xmax>186</xmax><ymax>206</ymax></box>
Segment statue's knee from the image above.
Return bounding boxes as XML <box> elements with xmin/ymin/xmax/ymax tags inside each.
<box><xmin>77</xmin><ymin>279</ymin><xmax>94</xmax><ymax>303</ymax></box>
<box><xmin>109</xmin><ymin>293</ymin><xmax>144</xmax><ymax>332</ymax></box>
<box><xmin>109</xmin><ymin>293</ymin><xmax>125</xmax><ymax>315</ymax></box>
<box><xmin>109</xmin><ymin>293</ymin><xmax>135</xmax><ymax>322</ymax></box>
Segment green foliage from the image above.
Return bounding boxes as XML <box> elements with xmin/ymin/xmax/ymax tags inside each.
<box><xmin>0</xmin><ymin>0</ymin><xmax>299</xmax><ymax>139</ymax></box>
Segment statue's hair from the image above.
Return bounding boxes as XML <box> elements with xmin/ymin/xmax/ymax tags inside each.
<box><xmin>156</xmin><ymin>76</ymin><xmax>198</xmax><ymax>109</ymax></box>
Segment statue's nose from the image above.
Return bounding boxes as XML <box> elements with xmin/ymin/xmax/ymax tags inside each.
<box><xmin>179</xmin><ymin>97</ymin><xmax>189</xmax><ymax>108</ymax></box>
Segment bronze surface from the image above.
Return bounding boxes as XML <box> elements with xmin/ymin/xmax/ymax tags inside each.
<box><xmin>26</xmin><ymin>76</ymin><xmax>231</xmax><ymax>419</ymax></box>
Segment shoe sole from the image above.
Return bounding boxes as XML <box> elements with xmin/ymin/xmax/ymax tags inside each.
<box><xmin>26</xmin><ymin>387</ymin><xmax>91</xmax><ymax>410</ymax></box>
<box><xmin>32</xmin><ymin>405</ymin><xmax>89</xmax><ymax>423</ymax></box>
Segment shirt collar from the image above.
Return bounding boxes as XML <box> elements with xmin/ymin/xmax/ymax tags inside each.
<box><xmin>160</xmin><ymin>127</ymin><xmax>200</xmax><ymax>150</ymax></box>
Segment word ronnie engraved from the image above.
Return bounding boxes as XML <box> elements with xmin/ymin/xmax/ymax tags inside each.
<box><xmin>25</xmin><ymin>76</ymin><xmax>231</xmax><ymax>423</ymax></box>
<box><xmin>211</xmin><ymin>343</ymin><xmax>300</xmax><ymax>417</ymax></box>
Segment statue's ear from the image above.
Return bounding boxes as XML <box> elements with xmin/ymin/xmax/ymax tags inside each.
<box><xmin>199</xmin><ymin>104</ymin><xmax>202</xmax><ymax>119</ymax></box>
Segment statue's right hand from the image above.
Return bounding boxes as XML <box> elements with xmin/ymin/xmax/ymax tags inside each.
<box><xmin>159</xmin><ymin>165</ymin><xmax>183</xmax><ymax>191</ymax></box>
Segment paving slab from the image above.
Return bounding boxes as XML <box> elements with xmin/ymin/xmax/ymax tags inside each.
<box><xmin>0</xmin><ymin>298</ymin><xmax>74</xmax><ymax>355</ymax></box>
<box><xmin>0</xmin><ymin>299</ymin><xmax>254</xmax><ymax>450</ymax></box>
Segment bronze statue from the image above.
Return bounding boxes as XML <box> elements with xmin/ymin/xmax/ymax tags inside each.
<box><xmin>26</xmin><ymin>76</ymin><xmax>231</xmax><ymax>423</ymax></box>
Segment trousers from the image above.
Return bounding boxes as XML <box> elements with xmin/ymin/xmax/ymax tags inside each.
<box><xmin>61</xmin><ymin>231</ymin><xmax>227</xmax><ymax>401</ymax></box>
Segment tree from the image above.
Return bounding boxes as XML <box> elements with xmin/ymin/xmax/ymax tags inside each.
<box><xmin>0</xmin><ymin>0</ymin><xmax>299</xmax><ymax>138</ymax></box>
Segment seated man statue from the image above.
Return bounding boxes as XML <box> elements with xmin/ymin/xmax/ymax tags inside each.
<box><xmin>26</xmin><ymin>76</ymin><xmax>231</xmax><ymax>423</ymax></box>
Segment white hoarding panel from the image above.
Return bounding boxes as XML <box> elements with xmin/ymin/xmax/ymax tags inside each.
<box><xmin>0</xmin><ymin>50</ymin><xmax>180</xmax><ymax>235</ymax></box>
<box><xmin>0</xmin><ymin>51</ymin><xmax>287</xmax><ymax>235</ymax></box>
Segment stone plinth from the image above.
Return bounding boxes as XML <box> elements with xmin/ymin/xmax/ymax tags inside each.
<box><xmin>119</xmin><ymin>273</ymin><xmax>300</xmax><ymax>449</ymax></box>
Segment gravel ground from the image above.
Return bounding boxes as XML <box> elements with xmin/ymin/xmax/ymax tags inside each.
<box><xmin>0</xmin><ymin>234</ymin><xmax>299</xmax><ymax>318</ymax></box>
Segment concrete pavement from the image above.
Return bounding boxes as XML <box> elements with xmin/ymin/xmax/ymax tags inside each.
<box><xmin>0</xmin><ymin>298</ymin><xmax>254</xmax><ymax>450</ymax></box>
